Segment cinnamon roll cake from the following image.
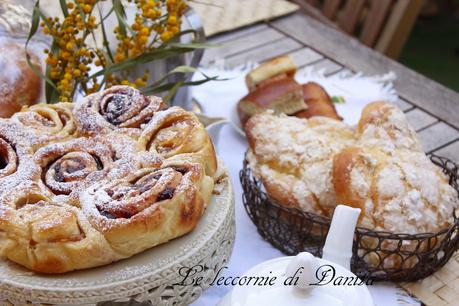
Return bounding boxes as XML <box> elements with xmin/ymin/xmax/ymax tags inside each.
<box><xmin>0</xmin><ymin>86</ymin><xmax>218</xmax><ymax>273</ymax></box>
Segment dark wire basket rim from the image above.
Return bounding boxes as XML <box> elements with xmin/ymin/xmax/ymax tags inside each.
<box><xmin>240</xmin><ymin>152</ymin><xmax>459</xmax><ymax>282</ymax></box>
<box><xmin>242</xmin><ymin>153</ymin><xmax>459</xmax><ymax>238</ymax></box>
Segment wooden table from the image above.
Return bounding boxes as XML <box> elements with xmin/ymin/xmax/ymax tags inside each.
<box><xmin>201</xmin><ymin>12</ymin><xmax>459</xmax><ymax>162</ymax></box>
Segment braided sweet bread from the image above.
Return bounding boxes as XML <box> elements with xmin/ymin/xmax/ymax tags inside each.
<box><xmin>246</xmin><ymin>112</ymin><xmax>354</xmax><ymax>216</ymax></box>
<box><xmin>246</xmin><ymin>102</ymin><xmax>459</xmax><ymax>242</ymax></box>
<box><xmin>0</xmin><ymin>86</ymin><xmax>217</xmax><ymax>273</ymax></box>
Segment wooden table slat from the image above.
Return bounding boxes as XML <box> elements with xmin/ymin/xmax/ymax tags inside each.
<box><xmin>270</xmin><ymin>13</ymin><xmax>459</xmax><ymax>129</ymax></box>
<box><xmin>305</xmin><ymin>58</ymin><xmax>343</xmax><ymax>75</ymax></box>
<box><xmin>208</xmin><ymin>23</ymin><xmax>269</xmax><ymax>44</ymax></box>
<box><xmin>433</xmin><ymin>140</ymin><xmax>459</xmax><ymax>163</ymax></box>
<box><xmin>418</xmin><ymin>122</ymin><xmax>459</xmax><ymax>153</ymax></box>
<box><xmin>202</xmin><ymin>13</ymin><xmax>459</xmax><ymax>165</ymax></box>
<box><xmin>225</xmin><ymin>37</ymin><xmax>302</xmax><ymax>68</ymax></box>
<box><xmin>392</xmin><ymin>98</ymin><xmax>414</xmax><ymax>112</ymax></box>
<box><xmin>405</xmin><ymin>108</ymin><xmax>438</xmax><ymax>132</ymax></box>
<box><xmin>287</xmin><ymin>47</ymin><xmax>324</xmax><ymax>67</ymax></box>
<box><xmin>202</xmin><ymin>27</ymin><xmax>286</xmax><ymax>65</ymax></box>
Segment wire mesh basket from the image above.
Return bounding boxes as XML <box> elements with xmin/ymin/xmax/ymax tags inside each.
<box><xmin>240</xmin><ymin>154</ymin><xmax>459</xmax><ymax>282</ymax></box>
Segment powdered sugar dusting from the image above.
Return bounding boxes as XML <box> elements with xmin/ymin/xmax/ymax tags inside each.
<box><xmin>247</xmin><ymin>113</ymin><xmax>354</xmax><ymax>215</ymax></box>
<box><xmin>0</xmin><ymin>86</ymin><xmax>217</xmax><ymax>272</ymax></box>
<box><xmin>247</xmin><ymin>102</ymin><xmax>459</xmax><ymax>236</ymax></box>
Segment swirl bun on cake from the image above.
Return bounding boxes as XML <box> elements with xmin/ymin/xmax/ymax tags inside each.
<box><xmin>138</xmin><ymin>107</ymin><xmax>217</xmax><ymax>176</ymax></box>
<box><xmin>0</xmin><ymin>86</ymin><xmax>217</xmax><ymax>273</ymax></box>
<box><xmin>34</xmin><ymin>137</ymin><xmax>115</xmax><ymax>198</ymax></box>
<box><xmin>81</xmin><ymin>159</ymin><xmax>213</xmax><ymax>256</ymax></box>
<box><xmin>0</xmin><ymin>183</ymin><xmax>121</xmax><ymax>273</ymax></box>
<box><xmin>0</xmin><ymin>121</ymin><xmax>38</xmax><ymax>183</ymax></box>
<box><xmin>74</xmin><ymin>85</ymin><xmax>165</xmax><ymax>136</ymax></box>
<box><xmin>10</xmin><ymin>103</ymin><xmax>77</xmax><ymax>149</ymax></box>
<box><xmin>11</xmin><ymin>103</ymin><xmax>75</xmax><ymax>136</ymax></box>
<box><xmin>0</xmin><ymin>136</ymin><xmax>18</xmax><ymax>179</ymax></box>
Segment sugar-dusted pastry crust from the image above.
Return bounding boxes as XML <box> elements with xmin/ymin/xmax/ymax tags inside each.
<box><xmin>333</xmin><ymin>102</ymin><xmax>458</xmax><ymax>234</ymax></box>
<box><xmin>356</xmin><ymin>101</ymin><xmax>422</xmax><ymax>152</ymax></box>
<box><xmin>81</xmin><ymin>158</ymin><xmax>213</xmax><ymax>256</ymax></box>
<box><xmin>73</xmin><ymin>85</ymin><xmax>166</xmax><ymax>136</ymax></box>
<box><xmin>333</xmin><ymin>147</ymin><xmax>457</xmax><ymax>233</ymax></box>
<box><xmin>332</xmin><ymin>102</ymin><xmax>458</xmax><ymax>267</ymax></box>
<box><xmin>245</xmin><ymin>112</ymin><xmax>354</xmax><ymax>216</ymax></box>
<box><xmin>137</xmin><ymin>107</ymin><xmax>217</xmax><ymax>177</ymax></box>
<box><xmin>246</xmin><ymin>102</ymin><xmax>458</xmax><ymax>232</ymax></box>
<box><xmin>246</xmin><ymin>102</ymin><xmax>459</xmax><ymax>269</ymax></box>
<box><xmin>0</xmin><ymin>86</ymin><xmax>217</xmax><ymax>273</ymax></box>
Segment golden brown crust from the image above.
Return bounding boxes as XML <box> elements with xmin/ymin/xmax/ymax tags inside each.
<box><xmin>357</xmin><ymin>101</ymin><xmax>389</xmax><ymax>133</ymax></box>
<box><xmin>247</xmin><ymin>103</ymin><xmax>458</xmax><ymax>234</ymax></box>
<box><xmin>0</xmin><ymin>42</ymin><xmax>42</xmax><ymax>118</ymax></box>
<box><xmin>137</xmin><ymin>107</ymin><xmax>217</xmax><ymax>177</ymax></box>
<box><xmin>294</xmin><ymin>82</ymin><xmax>342</xmax><ymax>121</ymax></box>
<box><xmin>80</xmin><ymin>160</ymin><xmax>213</xmax><ymax>256</ymax></box>
<box><xmin>238</xmin><ymin>77</ymin><xmax>306</xmax><ymax>126</ymax></box>
<box><xmin>356</xmin><ymin>101</ymin><xmax>421</xmax><ymax>151</ymax></box>
<box><xmin>245</xmin><ymin>112</ymin><xmax>354</xmax><ymax>216</ymax></box>
<box><xmin>332</xmin><ymin>146</ymin><xmax>377</xmax><ymax>226</ymax></box>
<box><xmin>332</xmin><ymin>147</ymin><xmax>364</xmax><ymax>209</ymax></box>
<box><xmin>0</xmin><ymin>86</ymin><xmax>217</xmax><ymax>273</ymax></box>
<box><xmin>74</xmin><ymin>85</ymin><xmax>166</xmax><ymax>136</ymax></box>
<box><xmin>0</xmin><ymin>183</ymin><xmax>121</xmax><ymax>273</ymax></box>
<box><xmin>10</xmin><ymin>103</ymin><xmax>77</xmax><ymax>150</ymax></box>
<box><xmin>245</xmin><ymin>55</ymin><xmax>297</xmax><ymax>91</ymax></box>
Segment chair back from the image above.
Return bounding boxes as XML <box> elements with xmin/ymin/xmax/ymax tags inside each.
<box><xmin>295</xmin><ymin>0</ymin><xmax>424</xmax><ymax>59</ymax></box>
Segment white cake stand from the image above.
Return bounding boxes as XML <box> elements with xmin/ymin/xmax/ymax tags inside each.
<box><xmin>0</xmin><ymin>169</ymin><xmax>235</xmax><ymax>306</ymax></box>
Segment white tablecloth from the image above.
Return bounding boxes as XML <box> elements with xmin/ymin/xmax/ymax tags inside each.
<box><xmin>188</xmin><ymin>65</ymin><xmax>411</xmax><ymax>306</ymax></box>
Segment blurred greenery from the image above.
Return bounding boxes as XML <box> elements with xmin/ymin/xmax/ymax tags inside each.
<box><xmin>399</xmin><ymin>10</ymin><xmax>459</xmax><ymax>92</ymax></box>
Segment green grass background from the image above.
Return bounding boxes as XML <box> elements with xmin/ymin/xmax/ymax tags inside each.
<box><xmin>399</xmin><ymin>12</ymin><xmax>459</xmax><ymax>92</ymax></box>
